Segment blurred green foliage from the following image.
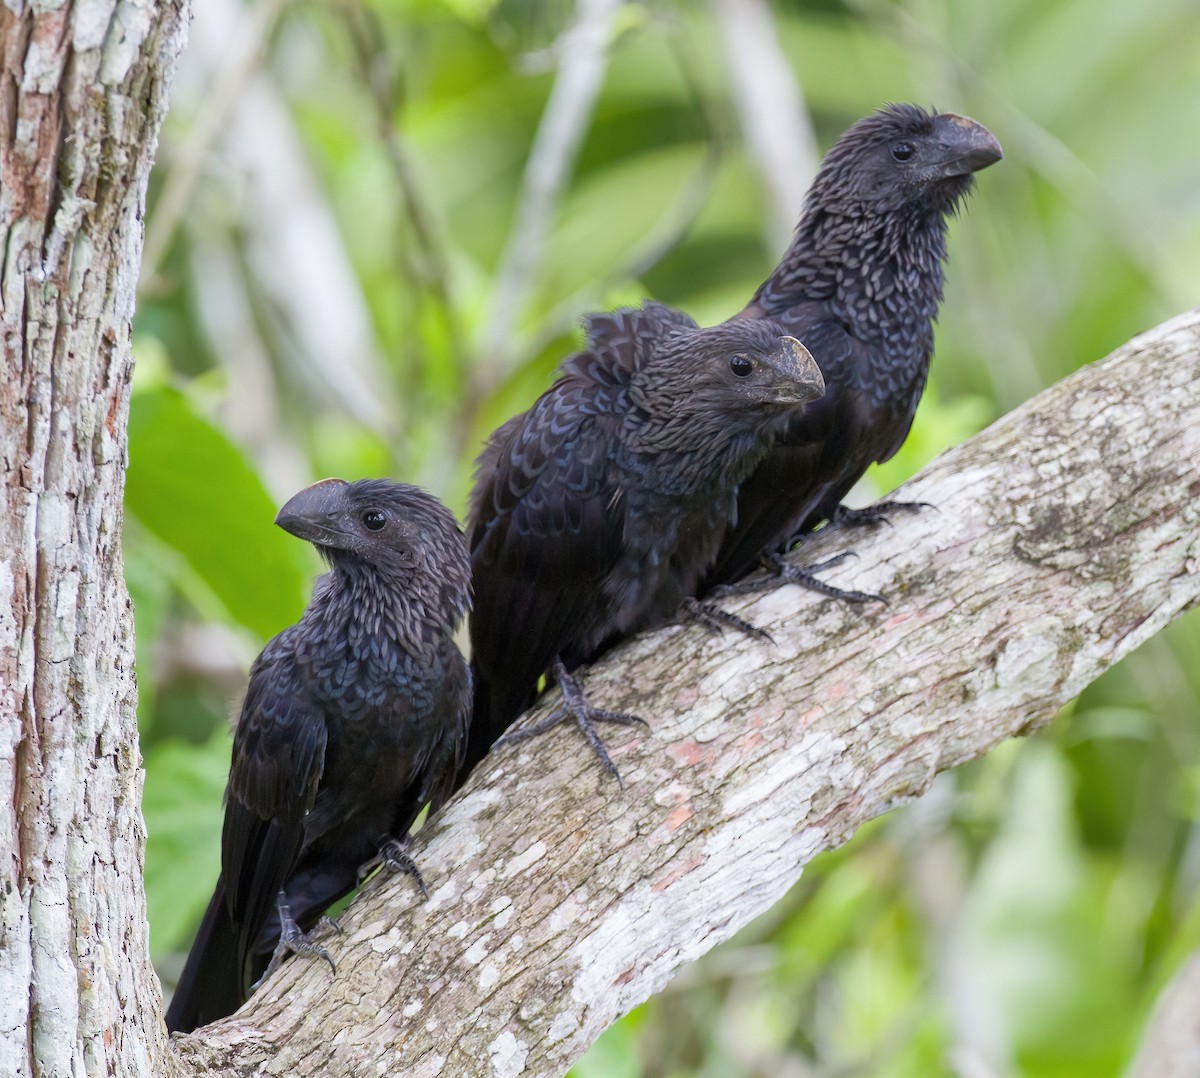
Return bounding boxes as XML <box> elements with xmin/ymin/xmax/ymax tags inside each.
<box><xmin>131</xmin><ymin>0</ymin><xmax>1200</xmax><ymax>1071</ymax></box>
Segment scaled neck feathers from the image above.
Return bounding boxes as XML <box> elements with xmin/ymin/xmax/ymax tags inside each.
<box><xmin>307</xmin><ymin>554</ymin><xmax>468</xmax><ymax>659</ymax></box>
<box><xmin>759</xmin><ymin>191</ymin><xmax>958</xmax><ymax>342</ymax></box>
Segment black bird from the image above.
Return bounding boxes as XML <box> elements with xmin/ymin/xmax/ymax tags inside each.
<box><xmin>165</xmin><ymin>478</ymin><xmax>471</xmax><ymax>1034</ymax></box>
<box><xmin>463</xmin><ymin>303</ymin><xmax>825</xmax><ymax>780</ymax></box>
<box><xmin>704</xmin><ymin>104</ymin><xmax>1002</xmax><ymax>591</ymax></box>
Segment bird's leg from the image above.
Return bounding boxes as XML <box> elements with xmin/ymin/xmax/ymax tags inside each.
<box><xmin>358</xmin><ymin>836</ymin><xmax>428</xmax><ymax>898</ymax></box>
<box><xmin>682</xmin><ymin>596</ymin><xmax>773</xmax><ymax>644</ymax></box>
<box><xmin>714</xmin><ymin>548</ymin><xmax>885</xmax><ymax>605</ymax></box>
<box><xmin>833</xmin><ymin>499</ymin><xmax>931</xmax><ymax>529</ymax></box>
<box><xmin>252</xmin><ymin>892</ymin><xmax>336</xmax><ymax>991</ymax></box>
<box><xmin>496</xmin><ymin>658</ymin><xmax>647</xmax><ymax>784</ymax></box>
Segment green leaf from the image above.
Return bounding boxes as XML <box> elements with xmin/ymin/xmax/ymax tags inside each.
<box><xmin>125</xmin><ymin>386</ymin><xmax>313</xmax><ymax>640</ymax></box>
<box><xmin>143</xmin><ymin>730</ymin><xmax>232</xmax><ymax>957</ymax></box>
<box><xmin>123</xmin><ymin>520</ymin><xmax>175</xmax><ymax>735</ymax></box>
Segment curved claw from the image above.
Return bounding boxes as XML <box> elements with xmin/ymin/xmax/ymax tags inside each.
<box><xmin>252</xmin><ymin>893</ymin><xmax>337</xmax><ymax>993</ymax></box>
<box><xmin>496</xmin><ymin>660</ymin><xmax>647</xmax><ymax>784</ymax></box>
<box><xmin>359</xmin><ymin>837</ymin><xmax>428</xmax><ymax>897</ymax></box>
<box><xmin>682</xmin><ymin>597</ymin><xmax>773</xmax><ymax>644</ymax></box>
<box><xmin>834</xmin><ymin>499</ymin><xmax>932</xmax><ymax>529</ymax></box>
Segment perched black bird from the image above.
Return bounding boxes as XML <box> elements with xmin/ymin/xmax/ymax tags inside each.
<box><xmin>463</xmin><ymin>303</ymin><xmax>825</xmax><ymax>780</ymax></box>
<box><xmin>165</xmin><ymin>478</ymin><xmax>471</xmax><ymax>1034</ymax></box>
<box><xmin>704</xmin><ymin>104</ymin><xmax>1002</xmax><ymax>591</ymax></box>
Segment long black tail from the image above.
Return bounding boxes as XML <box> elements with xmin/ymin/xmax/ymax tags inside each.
<box><xmin>164</xmin><ymin>876</ymin><xmax>243</xmax><ymax>1034</ymax></box>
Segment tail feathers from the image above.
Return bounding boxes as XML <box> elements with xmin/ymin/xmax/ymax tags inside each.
<box><xmin>164</xmin><ymin>876</ymin><xmax>245</xmax><ymax>1034</ymax></box>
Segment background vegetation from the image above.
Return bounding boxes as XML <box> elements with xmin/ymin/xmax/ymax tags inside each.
<box><xmin>132</xmin><ymin>1</ymin><xmax>1200</xmax><ymax>1073</ymax></box>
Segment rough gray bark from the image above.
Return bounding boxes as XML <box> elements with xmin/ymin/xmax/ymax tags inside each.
<box><xmin>171</xmin><ymin>311</ymin><xmax>1200</xmax><ymax>1076</ymax></box>
<box><xmin>0</xmin><ymin>1</ymin><xmax>189</xmax><ymax>1075</ymax></box>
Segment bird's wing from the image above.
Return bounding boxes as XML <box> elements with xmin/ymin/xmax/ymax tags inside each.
<box><xmin>413</xmin><ymin>649</ymin><xmax>473</xmax><ymax>819</ymax></box>
<box><xmin>469</xmin><ymin>377</ymin><xmax>627</xmax><ymax>741</ymax></box>
<box><xmin>468</xmin><ymin>381</ymin><xmax>624</xmax><ymax>686</ymax></box>
<box><xmin>467</xmin><ymin>301</ymin><xmax>697</xmax><ymax>745</ymax></box>
<box><xmin>578</xmin><ymin>301</ymin><xmax>696</xmax><ymax>374</ymax></box>
<box><xmin>221</xmin><ymin>630</ymin><xmax>328</xmax><ymax>980</ymax></box>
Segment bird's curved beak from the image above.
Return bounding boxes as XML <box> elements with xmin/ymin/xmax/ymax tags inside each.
<box><xmin>276</xmin><ymin>477</ymin><xmax>352</xmax><ymax>546</ymax></box>
<box><xmin>774</xmin><ymin>336</ymin><xmax>825</xmax><ymax>404</ymax></box>
<box><xmin>931</xmin><ymin>113</ymin><xmax>1003</xmax><ymax>177</ymax></box>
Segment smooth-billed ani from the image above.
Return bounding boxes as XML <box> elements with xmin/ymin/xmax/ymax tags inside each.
<box><xmin>704</xmin><ymin>104</ymin><xmax>1002</xmax><ymax>591</ymax></box>
<box><xmin>463</xmin><ymin>303</ymin><xmax>824</xmax><ymax>781</ymax></box>
<box><xmin>165</xmin><ymin>478</ymin><xmax>471</xmax><ymax>1034</ymax></box>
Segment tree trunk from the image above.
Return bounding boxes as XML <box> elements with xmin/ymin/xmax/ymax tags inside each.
<box><xmin>171</xmin><ymin>309</ymin><xmax>1200</xmax><ymax>1076</ymax></box>
<box><xmin>0</xmin><ymin>2</ymin><xmax>189</xmax><ymax>1075</ymax></box>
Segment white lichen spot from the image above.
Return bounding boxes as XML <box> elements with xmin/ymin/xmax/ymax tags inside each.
<box><xmin>549</xmin><ymin>894</ymin><xmax>584</xmax><ymax>933</ymax></box>
<box><xmin>72</xmin><ymin>0</ymin><xmax>113</xmax><ymax>51</ymax></box>
<box><xmin>464</xmin><ymin>935</ymin><xmax>492</xmax><ymax>966</ymax></box>
<box><xmin>478</xmin><ymin>961</ymin><xmax>500</xmax><ymax>991</ymax></box>
<box><xmin>447</xmin><ymin>920</ymin><xmax>470</xmax><ymax>940</ymax></box>
<box><xmin>426</xmin><ymin>876</ymin><xmax>460</xmax><ymax>911</ymax></box>
<box><xmin>464</xmin><ymin>867</ymin><xmax>498</xmax><ymax>902</ymax></box>
<box><xmin>371</xmin><ymin>926</ymin><xmax>403</xmax><ymax>953</ymax></box>
<box><xmin>996</xmin><ymin>623</ymin><xmax>1060</xmax><ymax>688</ymax></box>
<box><xmin>491</xmin><ymin>896</ymin><xmax>514</xmax><ymax>929</ymax></box>
<box><xmin>402</xmin><ymin>1000</ymin><xmax>422</xmax><ymax>1018</ymax></box>
<box><xmin>100</xmin><ymin>0</ymin><xmax>154</xmax><ymax>86</ymax></box>
<box><xmin>547</xmin><ymin>1010</ymin><xmax>579</xmax><ymax>1044</ymax></box>
<box><xmin>503</xmin><ymin>840</ymin><xmax>547</xmax><ymax>878</ymax></box>
<box><xmin>721</xmin><ymin>729</ymin><xmax>847</xmax><ymax>817</ymax></box>
<box><xmin>488</xmin><ymin>1031</ymin><xmax>529</xmax><ymax>1078</ymax></box>
<box><xmin>444</xmin><ymin>784</ymin><xmax>503</xmax><ymax>821</ymax></box>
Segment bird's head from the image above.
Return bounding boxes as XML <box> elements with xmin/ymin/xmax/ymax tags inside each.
<box><xmin>811</xmin><ymin>103</ymin><xmax>1002</xmax><ymax>216</ymax></box>
<box><xmin>276</xmin><ymin>478</ymin><xmax>470</xmax><ymax>614</ymax></box>
<box><xmin>676</xmin><ymin>319</ymin><xmax>825</xmax><ymax>413</ymax></box>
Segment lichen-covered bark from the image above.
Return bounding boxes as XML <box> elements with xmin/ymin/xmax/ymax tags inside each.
<box><xmin>0</xmin><ymin>2</ymin><xmax>189</xmax><ymax>1075</ymax></box>
<box><xmin>172</xmin><ymin>311</ymin><xmax>1200</xmax><ymax>1076</ymax></box>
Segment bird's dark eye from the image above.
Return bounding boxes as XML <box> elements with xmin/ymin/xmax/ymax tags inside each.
<box><xmin>362</xmin><ymin>509</ymin><xmax>386</xmax><ymax>531</ymax></box>
<box><xmin>891</xmin><ymin>141</ymin><xmax>914</xmax><ymax>162</ymax></box>
<box><xmin>730</xmin><ymin>355</ymin><xmax>754</xmax><ymax>377</ymax></box>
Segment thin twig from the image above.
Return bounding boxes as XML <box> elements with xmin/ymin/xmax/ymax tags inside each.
<box><xmin>339</xmin><ymin>3</ymin><xmax>471</xmax><ymax>395</ymax></box>
<box><xmin>481</xmin><ymin>0</ymin><xmax>625</xmax><ymax>371</ymax></box>
<box><xmin>140</xmin><ymin>0</ymin><xmax>290</xmax><ymax>293</ymax></box>
<box><xmin>456</xmin><ymin>13</ymin><xmax>731</xmax><ymax>448</ymax></box>
<box><xmin>709</xmin><ymin>0</ymin><xmax>818</xmax><ymax>250</ymax></box>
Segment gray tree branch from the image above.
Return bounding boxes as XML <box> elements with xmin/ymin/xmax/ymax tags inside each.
<box><xmin>172</xmin><ymin>312</ymin><xmax>1200</xmax><ymax>1076</ymax></box>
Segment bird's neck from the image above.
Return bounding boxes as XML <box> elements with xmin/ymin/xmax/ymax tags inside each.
<box><xmin>761</xmin><ymin>200</ymin><xmax>951</xmax><ymax>340</ymax></box>
<box><xmin>307</xmin><ymin>562</ymin><xmax>458</xmax><ymax>659</ymax></box>
<box><xmin>623</xmin><ymin>406</ymin><xmax>777</xmax><ymax>497</ymax></box>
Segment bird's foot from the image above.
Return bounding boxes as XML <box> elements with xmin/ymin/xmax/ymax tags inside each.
<box><xmin>714</xmin><ymin>550</ymin><xmax>884</xmax><ymax>605</ymax></box>
<box><xmin>833</xmin><ymin>499</ymin><xmax>931</xmax><ymax>529</ymax></box>
<box><xmin>682</xmin><ymin>596</ymin><xmax>773</xmax><ymax>644</ymax></box>
<box><xmin>252</xmin><ymin>893</ymin><xmax>336</xmax><ymax>992</ymax></box>
<box><xmin>496</xmin><ymin>659</ymin><xmax>647</xmax><ymax>784</ymax></box>
<box><xmin>358</xmin><ymin>836</ymin><xmax>428</xmax><ymax>898</ymax></box>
